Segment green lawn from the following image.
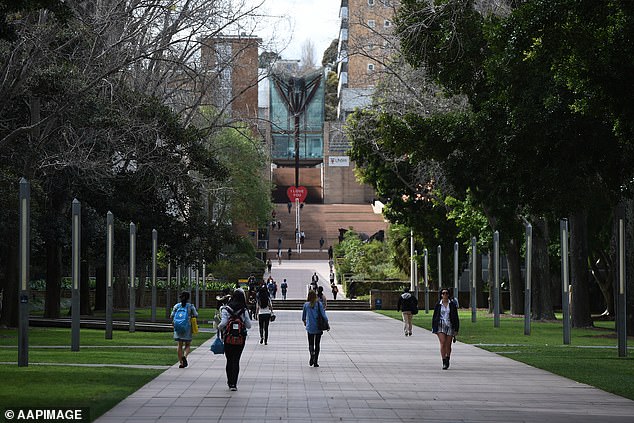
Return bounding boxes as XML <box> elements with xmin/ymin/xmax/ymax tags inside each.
<box><xmin>377</xmin><ymin>309</ymin><xmax>634</xmax><ymax>400</ymax></box>
<box><xmin>0</xmin><ymin>327</ymin><xmax>214</xmax><ymax>421</ymax></box>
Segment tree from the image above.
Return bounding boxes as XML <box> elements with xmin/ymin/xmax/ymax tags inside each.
<box><xmin>321</xmin><ymin>39</ymin><xmax>338</xmax><ymax>67</ymax></box>
<box><xmin>300</xmin><ymin>39</ymin><xmax>316</xmax><ymax>70</ymax></box>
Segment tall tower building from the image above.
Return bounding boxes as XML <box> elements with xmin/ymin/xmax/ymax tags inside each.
<box><xmin>200</xmin><ymin>35</ymin><xmax>261</xmax><ymax>122</ymax></box>
<box><xmin>337</xmin><ymin>0</ymin><xmax>399</xmax><ymax>120</ymax></box>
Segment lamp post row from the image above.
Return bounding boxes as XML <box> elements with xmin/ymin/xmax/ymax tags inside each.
<box><xmin>409</xmin><ymin>220</ymin><xmax>627</xmax><ymax>355</ymax></box>
<box><xmin>17</xmin><ymin>178</ymin><xmax>205</xmax><ymax>366</ymax></box>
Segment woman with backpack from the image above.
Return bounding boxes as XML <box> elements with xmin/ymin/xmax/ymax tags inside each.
<box><xmin>302</xmin><ymin>290</ymin><xmax>329</xmax><ymax>367</ymax></box>
<box><xmin>218</xmin><ymin>288</ymin><xmax>252</xmax><ymax>391</ymax></box>
<box><xmin>256</xmin><ymin>285</ymin><xmax>273</xmax><ymax>345</ymax></box>
<box><xmin>171</xmin><ymin>291</ymin><xmax>198</xmax><ymax>369</ymax></box>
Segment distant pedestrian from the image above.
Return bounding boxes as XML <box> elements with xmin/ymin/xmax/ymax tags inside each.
<box><xmin>287</xmin><ymin>248</ymin><xmax>292</xmax><ymax>260</ymax></box>
<box><xmin>329</xmin><ymin>271</ymin><xmax>335</xmax><ymax>285</ymax></box>
<box><xmin>218</xmin><ymin>289</ymin><xmax>251</xmax><ymax>390</ymax></box>
<box><xmin>317</xmin><ymin>286</ymin><xmax>327</xmax><ymax>309</ymax></box>
<box><xmin>300</xmin><ymin>231</ymin><xmax>305</xmax><ymax>244</ymax></box>
<box><xmin>266</xmin><ymin>259</ymin><xmax>272</xmax><ymax>273</ymax></box>
<box><xmin>327</xmin><ymin>245</ymin><xmax>333</xmax><ymax>260</ymax></box>
<box><xmin>277</xmin><ymin>220</ymin><xmax>282</xmax><ymax>230</ymax></box>
<box><xmin>287</xmin><ymin>201</ymin><xmax>292</xmax><ymax>214</ymax></box>
<box><xmin>171</xmin><ymin>291</ymin><xmax>198</xmax><ymax>369</ymax></box>
<box><xmin>281</xmin><ymin>279</ymin><xmax>288</xmax><ymax>300</ymax></box>
<box><xmin>302</xmin><ymin>290</ymin><xmax>329</xmax><ymax>367</ymax></box>
<box><xmin>397</xmin><ymin>287</ymin><xmax>418</xmax><ymax>337</ymax></box>
<box><xmin>256</xmin><ymin>286</ymin><xmax>273</xmax><ymax>345</ymax></box>
<box><xmin>331</xmin><ymin>283</ymin><xmax>338</xmax><ymax>300</ymax></box>
<box><xmin>432</xmin><ymin>288</ymin><xmax>460</xmax><ymax>370</ymax></box>
<box><xmin>319</xmin><ymin>237</ymin><xmax>325</xmax><ymax>252</ymax></box>
<box><xmin>277</xmin><ymin>251</ymin><xmax>282</xmax><ymax>265</ymax></box>
<box><xmin>278</xmin><ymin>237</ymin><xmax>282</xmax><ymax>248</ymax></box>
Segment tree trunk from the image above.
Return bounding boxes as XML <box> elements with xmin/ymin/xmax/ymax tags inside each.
<box><xmin>114</xmin><ymin>265</ymin><xmax>128</xmax><ymax>308</ymax></box>
<box><xmin>94</xmin><ymin>265</ymin><xmax>106</xmax><ymax>311</ymax></box>
<box><xmin>476</xmin><ymin>252</ymin><xmax>486</xmax><ymax>307</ymax></box>
<box><xmin>590</xmin><ymin>250</ymin><xmax>614</xmax><ymax>317</ymax></box>
<box><xmin>507</xmin><ymin>237</ymin><xmax>524</xmax><ymax>315</ymax></box>
<box><xmin>0</xmin><ymin>245</ymin><xmax>19</xmax><ymax>328</ymax></box>
<box><xmin>136</xmin><ymin>260</ymin><xmax>147</xmax><ymax>307</ymax></box>
<box><xmin>531</xmin><ymin>217</ymin><xmax>556</xmax><ymax>320</ymax></box>
<box><xmin>569</xmin><ymin>210</ymin><xmax>593</xmax><ymax>327</ymax></box>
<box><xmin>44</xmin><ymin>239</ymin><xmax>62</xmax><ymax>318</ymax></box>
<box><xmin>80</xmin><ymin>260</ymin><xmax>92</xmax><ymax>315</ymax></box>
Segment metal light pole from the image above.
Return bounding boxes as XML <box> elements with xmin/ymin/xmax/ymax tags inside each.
<box><xmin>618</xmin><ymin>219</ymin><xmax>627</xmax><ymax>357</ymax></box>
<box><xmin>71</xmin><ymin>199</ymin><xmax>81</xmax><ymax>351</ymax></box>
<box><xmin>493</xmin><ymin>231</ymin><xmax>500</xmax><ymax>328</ymax></box>
<box><xmin>18</xmin><ymin>178</ymin><xmax>30</xmax><ymax>366</ymax></box>
<box><xmin>524</xmin><ymin>223</ymin><xmax>532</xmax><ymax>335</ymax></box>
<box><xmin>195</xmin><ymin>265</ymin><xmax>200</xmax><ymax>309</ymax></box>
<box><xmin>129</xmin><ymin>222</ymin><xmax>136</xmax><ymax>333</ymax></box>
<box><xmin>471</xmin><ymin>237</ymin><xmax>477</xmax><ymax>323</ymax></box>
<box><xmin>202</xmin><ymin>260</ymin><xmax>206</xmax><ymax>309</ymax></box>
<box><xmin>151</xmin><ymin>229</ymin><xmax>157</xmax><ymax>322</ymax></box>
<box><xmin>560</xmin><ymin>219</ymin><xmax>571</xmax><ymax>345</ymax></box>
<box><xmin>437</xmin><ymin>245</ymin><xmax>442</xmax><ymax>288</ymax></box>
<box><xmin>453</xmin><ymin>242</ymin><xmax>459</xmax><ymax>305</ymax></box>
<box><xmin>105</xmin><ymin>212</ymin><xmax>114</xmax><ymax>340</ymax></box>
<box><xmin>166</xmin><ymin>260</ymin><xmax>172</xmax><ymax>319</ymax></box>
<box><xmin>410</xmin><ymin>230</ymin><xmax>415</xmax><ymax>292</ymax></box>
<box><xmin>424</xmin><ymin>248</ymin><xmax>429</xmax><ymax>313</ymax></box>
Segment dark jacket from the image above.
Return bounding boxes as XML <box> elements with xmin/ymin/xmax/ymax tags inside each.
<box><xmin>431</xmin><ymin>300</ymin><xmax>460</xmax><ymax>333</ymax></box>
<box><xmin>397</xmin><ymin>292</ymin><xmax>418</xmax><ymax>313</ymax></box>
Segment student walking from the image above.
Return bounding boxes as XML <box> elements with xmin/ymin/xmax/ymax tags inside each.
<box><xmin>281</xmin><ymin>279</ymin><xmax>288</xmax><ymax>300</ymax></box>
<box><xmin>266</xmin><ymin>259</ymin><xmax>272</xmax><ymax>273</ymax></box>
<box><xmin>317</xmin><ymin>286</ymin><xmax>328</xmax><ymax>309</ymax></box>
<box><xmin>397</xmin><ymin>287</ymin><xmax>418</xmax><ymax>336</ymax></box>
<box><xmin>218</xmin><ymin>289</ymin><xmax>252</xmax><ymax>390</ymax></box>
<box><xmin>331</xmin><ymin>283</ymin><xmax>339</xmax><ymax>300</ymax></box>
<box><xmin>302</xmin><ymin>290</ymin><xmax>329</xmax><ymax>367</ymax></box>
<box><xmin>171</xmin><ymin>291</ymin><xmax>198</xmax><ymax>368</ymax></box>
<box><xmin>432</xmin><ymin>288</ymin><xmax>460</xmax><ymax>370</ymax></box>
<box><xmin>256</xmin><ymin>285</ymin><xmax>273</xmax><ymax>345</ymax></box>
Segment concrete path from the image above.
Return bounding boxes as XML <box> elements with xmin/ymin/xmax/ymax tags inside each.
<box><xmin>96</xmin><ymin>309</ymin><xmax>634</xmax><ymax>422</ymax></box>
<box><xmin>267</xmin><ymin>259</ymin><xmax>340</xmax><ymax>300</ymax></box>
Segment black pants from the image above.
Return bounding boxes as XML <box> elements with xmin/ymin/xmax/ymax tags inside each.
<box><xmin>224</xmin><ymin>344</ymin><xmax>244</xmax><ymax>387</ymax></box>
<box><xmin>259</xmin><ymin>314</ymin><xmax>271</xmax><ymax>342</ymax></box>
<box><xmin>308</xmin><ymin>332</ymin><xmax>322</xmax><ymax>363</ymax></box>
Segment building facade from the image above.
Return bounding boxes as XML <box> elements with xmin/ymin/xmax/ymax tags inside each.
<box><xmin>337</xmin><ymin>0</ymin><xmax>399</xmax><ymax>120</ymax></box>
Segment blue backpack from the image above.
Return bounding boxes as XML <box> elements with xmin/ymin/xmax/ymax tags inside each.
<box><xmin>173</xmin><ymin>304</ymin><xmax>190</xmax><ymax>334</ymax></box>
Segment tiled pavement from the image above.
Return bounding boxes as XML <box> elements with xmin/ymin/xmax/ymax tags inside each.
<box><xmin>96</xmin><ymin>307</ymin><xmax>634</xmax><ymax>423</ymax></box>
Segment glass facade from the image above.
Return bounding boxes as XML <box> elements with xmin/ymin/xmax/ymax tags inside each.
<box><xmin>270</xmin><ymin>72</ymin><xmax>325</xmax><ymax>160</ymax></box>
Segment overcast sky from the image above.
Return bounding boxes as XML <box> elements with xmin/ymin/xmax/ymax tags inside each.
<box><xmin>251</xmin><ymin>0</ymin><xmax>341</xmax><ymax>63</ymax></box>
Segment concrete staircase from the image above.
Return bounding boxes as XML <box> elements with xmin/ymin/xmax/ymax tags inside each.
<box><xmin>272</xmin><ymin>299</ymin><xmax>371</xmax><ymax>311</ymax></box>
<box><xmin>268</xmin><ymin>203</ymin><xmax>388</xmax><ymax>260</ymax></box>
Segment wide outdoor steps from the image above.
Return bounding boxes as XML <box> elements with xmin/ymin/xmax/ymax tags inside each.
<box><xmin>272</xmin><ymin>299</ymin><xmax>370</xmax><ymax>311</ymax></box>
<box><xmin>268</xmin><ymin>203</ymin><xmax>388</xmax><ymax>260</ymax></box>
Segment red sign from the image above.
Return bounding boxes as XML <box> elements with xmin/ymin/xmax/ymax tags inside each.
<box><xmin>287</xmin><ymin>186</ymin><xmax>307</xmax><ymax>203</ymax></box>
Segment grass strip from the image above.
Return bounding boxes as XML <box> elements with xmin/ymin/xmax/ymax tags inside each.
<box><xmin>0</xmin><ymin>327</ymin><xmax>213</xmax><ymax>421</ymax></box>
<box><xmin>377</xmin><ymin>309</ymin><xmax>634</xmax><ymax>400</ymax></box>
<box><xmin>1</xmin><ymin>365</ymin><xmax>162</xmax><ymax>420</ymax></box>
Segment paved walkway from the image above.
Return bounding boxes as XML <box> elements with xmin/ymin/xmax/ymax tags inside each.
<box><xmin>96</xmin><ymin>310</ymin><xmax>634</xmax><ymax>422</ymax></box>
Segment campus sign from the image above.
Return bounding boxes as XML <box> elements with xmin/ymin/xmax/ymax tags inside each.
<box><xmin>328</xmin><ymin>156</ymin><xmax>350</xmax><ymax>167</ymax></box>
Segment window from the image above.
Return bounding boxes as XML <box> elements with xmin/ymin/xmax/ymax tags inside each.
<box><xmin>367</xmin><ymin>63</ymin><xmax>375</xmax><ymax>71</ymax></box>
<box><xmin>368</xmin><ymin>19</ymin><xmax>375</xmax><ymax>28</ymax></box>
<box><xmin>384</xmin><ymin>20</ymin><xmax>391</xmax><ymax>28</ymax></box>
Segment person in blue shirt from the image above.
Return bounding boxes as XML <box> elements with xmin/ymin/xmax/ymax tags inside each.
<box><xmin>302</xmin><ymin>290</ymin><xmax>329</xmax><ymax>367</ymax></box>
<box><xmin>170</xmin><ymin>291</ymin><xmax>198</xmax><ymax>368</ymax></box>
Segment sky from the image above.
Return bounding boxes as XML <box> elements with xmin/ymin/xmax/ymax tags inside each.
<box><xmin>250</xmin><ymin>0</ymin><xmax>342</xmax><ymax>64</ymax></box>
